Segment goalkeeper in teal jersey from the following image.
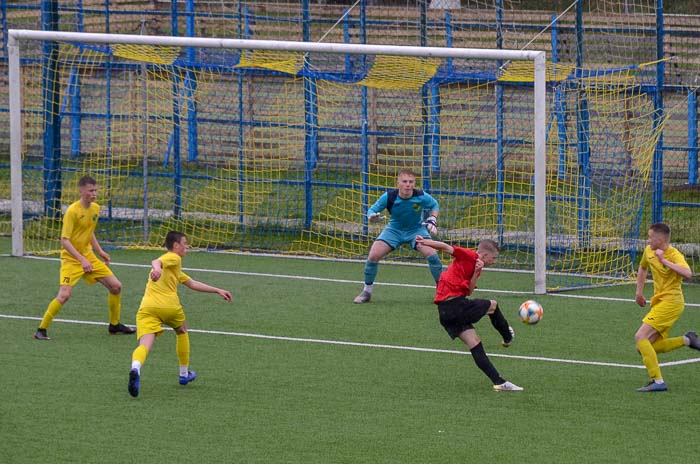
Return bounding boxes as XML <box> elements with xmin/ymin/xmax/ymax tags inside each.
<box><xmin>353</xmin><ymin>169</ymin><xmax>443</xmax><ymax>304</ymax></box>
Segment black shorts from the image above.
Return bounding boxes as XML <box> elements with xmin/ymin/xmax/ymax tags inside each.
<box><xmin>436</xmin><ymin>297</ymin><xmax>491</xmax><ymax>339</ymax></box>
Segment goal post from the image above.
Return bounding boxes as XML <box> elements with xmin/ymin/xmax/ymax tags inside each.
<box><xmin>8</xmin><ymin>29</ymin><xmax>547</xmax><ymax>291</ymax></box>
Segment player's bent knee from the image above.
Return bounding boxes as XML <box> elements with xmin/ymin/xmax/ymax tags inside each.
<box><xmin>486</xmin><ymin>300</ymin><xmax>498</xmax><ymax>314</ymax></box>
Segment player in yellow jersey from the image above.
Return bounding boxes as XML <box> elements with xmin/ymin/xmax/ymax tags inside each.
<box><xmin>33</xmin><ymin>175</ymin><xmax>134</xmax><ymax>340</ymax></box>
<box><xmin>634</xmin><ymin>222</ymin><xmax>700</xmax><ymax>392</ymax></box>
<box><xmin>128</xmin><ymin>231</ymin><xmax>232</xmax><ymax>397</ymax></box>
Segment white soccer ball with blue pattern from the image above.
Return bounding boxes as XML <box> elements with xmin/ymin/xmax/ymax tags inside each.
<box><xmin>518</xmin><ymin>300</ymin><xmax>543</xmax><ymax>325</ymax></box>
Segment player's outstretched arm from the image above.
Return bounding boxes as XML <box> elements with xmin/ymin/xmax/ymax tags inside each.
<box><xmin>183</xmin><ymin>279</ymin><xmax>233</xmax><ymax>301</ymax></box>
<box><xmin>415</xmin><ymin>236</ymin><xmax>453</xmax><ymax>254</ymax></box>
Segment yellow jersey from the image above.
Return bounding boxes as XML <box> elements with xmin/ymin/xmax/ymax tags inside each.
<box><xmin>60</xmin><ymin>200</ymin><xmax>100</xmax><ymax>261</ymax></box>
<box><xmin>139</xmin><ymin>251</ymin><xmax>191</xmax><ymax>310</ymax></box>
<box><xmin>640</xmin><ymin>245</ymin><xmax>688</xmax><ymax>307</ymax></box>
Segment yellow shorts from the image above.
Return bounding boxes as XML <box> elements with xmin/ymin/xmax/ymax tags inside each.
<box><xmin>643</xmin><ymin>301</ymin><xmax>684</xmax><ymax>338</ymax></box>
<box><xmin>59</xmin><ymin>256</ymin><xmax>114</xmax><ymax>286</ymax></box>
<box><xmin>136</xmin><ymin>306</ymin><xmax>186</xmax><ymax>339</ymax></box>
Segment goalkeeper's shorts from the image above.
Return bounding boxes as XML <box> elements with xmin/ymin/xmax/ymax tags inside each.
<box><xmin>377</xmin><ymin>225</ymin><xmax>432</xmax><ymax>250</ymax></box>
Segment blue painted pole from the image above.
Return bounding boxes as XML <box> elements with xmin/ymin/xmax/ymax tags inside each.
<box><xmin>688</xmin><ymin>90</ymin><xmax>698</xmax><ymax>185</ymax></box>
<box><xmin>1</xmin><ymin>0</ymin><xmax>7</xmax><ymax>54</ymax></box>
<box><xmin>445</xmin><ymin>11</ymin><xmax>452</xmax><ymax>74</ymax></box>
<box><xmin>427</xmin><ymin>81</ymin><xmax>440</xmax><ymax>182</ymax></box>
<box><xmin>576</xmin><ymin>0</ymin><xmax>591</xmax><ymax>247</ymax></box>
<box><xmin>41</xmin><ymin>0</ymin><xmax>61</xmax><ymax>217</ymax></box>
<box><xmin>651</xmin><ymin>0</ymin><xmax>664</xmax><ymax>223</ymax></box>
<box><xmin>552</xmin><ymin>13</ymin><xmax>568</xmax><ymax>180</ymax></box>
<box><xmin>185</xmin><ymin>0</ymin><xmax>198</xmax><ymax>162</ymax></box>
<box><xmin>343</xmin><ymin>8</ymin><xmax>351</xmax><ymax>74</ymax></box>
<box><xmin>361</xmin><ymin>86</ymin><xmax>369</xmax><ymax>235</ymax></box>
<box><xmin>496</xmin><ymin>0</ymin><xmax>504</xmax><ymax>243</ymax></box>
<box><xmin>171</xmin><ymin>0</ymin><xmax>181</xmax><ymax>219</ymax></box>
<box><xmin>302</xmin><ymin>0</ymin><xmax>315</xmax><ymax>229</ymax></box>
<box><xmin>359</xmin><ymin>0</ymin><xmax>370</xmax><ymax>233</ymax></box>
<box><xmin>69</xmin><ymin>0</ymin><xmax>84</xmax><ymax>158</ymax></box>
<box><xmin>237</xmin><ymin>4</ymin><xmax>248</xmax><ymax>224</ymax></box>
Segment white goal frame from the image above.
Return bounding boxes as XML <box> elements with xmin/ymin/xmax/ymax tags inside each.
<box><xmin>7</xmin><ymin>29</ymin><xmax>547</xmax><ymax>293</ymax></box>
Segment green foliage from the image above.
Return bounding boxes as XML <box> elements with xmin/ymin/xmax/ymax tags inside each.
<box><xmin>1</xmin><ymin>244</ymin><xmax>699</xmax><ymax>463</ymax></box>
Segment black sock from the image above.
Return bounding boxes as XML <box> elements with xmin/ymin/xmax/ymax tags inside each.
<box><xmin>470</xmin><ymin>342</ymin><xmax>505</xmax><ymax>385</ymax></box>
<box><xmin>489</xmin><ymin>306</ymin><xmax>512</xmax><ymax>342</ymax></box>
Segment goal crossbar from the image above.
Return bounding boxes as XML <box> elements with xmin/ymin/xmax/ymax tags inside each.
<box><xmin>7</xmin><ymin>29</ymin><xmax>547</xmax><ymax>293</ymax></box>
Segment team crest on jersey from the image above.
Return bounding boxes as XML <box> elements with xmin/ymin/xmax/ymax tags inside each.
<box><xmin>413</xmin><ymin>204</ymin><xmax>421</xmax><ymax>212</ymax></box>
<box><xmin>92</xmin><ymin>214</ymin><xmax>98</xmax><ymax>222</ymax></box>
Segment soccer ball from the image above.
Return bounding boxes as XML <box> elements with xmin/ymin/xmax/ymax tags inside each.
<box><xmin>518</xmin><ymin>300</ymin><xmax>543</xmax><ymax>325</ymax></box>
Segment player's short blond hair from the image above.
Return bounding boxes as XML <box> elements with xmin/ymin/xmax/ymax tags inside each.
<box><xmin>478</xmin><ymin>239</ymin><xmax>500</xmax><ymax>254</ymax></box>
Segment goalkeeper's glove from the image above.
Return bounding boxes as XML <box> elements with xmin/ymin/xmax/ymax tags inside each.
<box><xmin>423</xmin><ymin>215</ymin><xmax>438</xmax><ymax>235</ymax></box>
<box><xmin>368</xmin><ymin>212</ymin><xmax>386</xmax><ymax>223</ymax></box>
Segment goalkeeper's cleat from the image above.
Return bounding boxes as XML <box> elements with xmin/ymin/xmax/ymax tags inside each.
<box><xmin>636</xmin><ymin>380</ymin><xmax>667</xmax><ymax>392</ymax></box>
<box><xmin>179</xmin><ymin>370</ymin><xmax>197</xmax><ymax>385</ymax></box>
<box><xmin>501</xmin><ymin>326</ymin><xmax>515</xmax><ymax>347</ymax></box>
<box><xmin>128</xmin><ymin>369</ymin><xmax>140</xmax><ymax>397</ymax></box>
<box><xmin>33</xmin><ymin>328</ymin><xmax>50</xmax><ymax>340</ymax></box>
<box><xmin>353</xmin><ymin>290</ymin><xmax>372</xmax><ymax>304</ymax></box>
<box><xmin>685</xmin><ymin>331</ymin><xmax>700</xmax><ymax>351</ymax></box>
<box><xmin>109</xmin><ymin>323</ymin><xmax>136</xmax><ymax>335</ymax></box>
<box><xmin>493</xmin><ymin>381</ymin><xmax>524</xmax><ymax>392</ymax></box>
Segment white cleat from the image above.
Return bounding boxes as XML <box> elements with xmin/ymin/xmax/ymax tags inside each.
<box><xmin>493</xmin><ymin>381</ymin><xmax>524</xmax><ymax>392</ymax></box>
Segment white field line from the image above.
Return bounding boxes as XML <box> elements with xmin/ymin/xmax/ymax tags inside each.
<box><xmin>4</xmin><ymin>313</ymin><xmax>700</xmax><ymax>369</ymax></box>
<box><xmin>21</xmin><ymin>255</ymin><xmax>700</xmax><ymax>305</ymax></box>
<box><xmin>8</xmin><ymin>256</ymin><xmax>700</xmax><ymax>368</ymax></box>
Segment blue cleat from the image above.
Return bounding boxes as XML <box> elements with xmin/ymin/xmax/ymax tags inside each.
<box><xmin>179</xmin><ymin>370</ymin><xmax>197</xmax><ymax>385</ymax></box>
<box><xmin>128</xmin><ymin>369</ymin><xmax>140</xmax><ymax>397</ymax></box>
<box><xmin>636</xmin><ymin>380</ymin><xmax>667</xmax><ymax>392</ymax></box>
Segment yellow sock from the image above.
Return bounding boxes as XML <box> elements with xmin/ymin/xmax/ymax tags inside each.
<box><xmin>132</xmin><ymin>345</ymin><xmax>149</xmax><ymax>366</ymax></box>
<box><xmin>637</xmin><ymin>339</ymin><xmax>662</xmax><ymax>380</ymax></box>
<box><xmin>652</xmin><ymin>336</ymin><xmax>686</xmax><ymax>353</ymax></box>
<box><xmin>39</xmin><ymin>299</ymin><xmax>63</xmax><ymax>329</ymax></box>
<box><xmin>108</xmin><ymin>292</ymin><xmax>121</xmax><ymax>325</ymax></box>
<box><xmin>176</xmin><ymin>332</ymin><xmax>190</xmax><ymax>367</ymax></box>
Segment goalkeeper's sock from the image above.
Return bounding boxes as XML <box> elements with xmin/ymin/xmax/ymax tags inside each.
<box><xmin>469</xmin><ymin>342</ymin><xmax>505</xmax><ymax>385</ymax></box>
<box><xmin>364</xmin><ymin>260</ymin><xmax>378</xmax><ymax>286</ymax></box>
<box><xmin>426</xmin><ymin>254</ymin><xmax>443</xmax><ymax>283</ymax></box>
<box><xmin>363</xmin><ymin>284</ymin><xmax>374</xmax><ymax>293</ymax></box>
<box><xmin>179</xmin><ymin>365</ymin><xmax>190</xmax><ymax>377</ymax></box>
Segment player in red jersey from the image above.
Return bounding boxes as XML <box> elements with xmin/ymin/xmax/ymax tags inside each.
<box><xmin>416</xmin><ymin>235</ymin><xmax>523</xmax><ymax>392</ymax></box>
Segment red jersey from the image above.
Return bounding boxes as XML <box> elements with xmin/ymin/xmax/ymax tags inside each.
<box><xmin>434</xmin><ymin>246</ymin><xmax>480</xmax><ymax>303</ymax></box>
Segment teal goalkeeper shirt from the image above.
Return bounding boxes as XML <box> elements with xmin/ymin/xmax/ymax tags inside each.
<box><xmin>368</xmin><ymin>189</ymin><xmax>439</xmax><ymax>230</ymax></box>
